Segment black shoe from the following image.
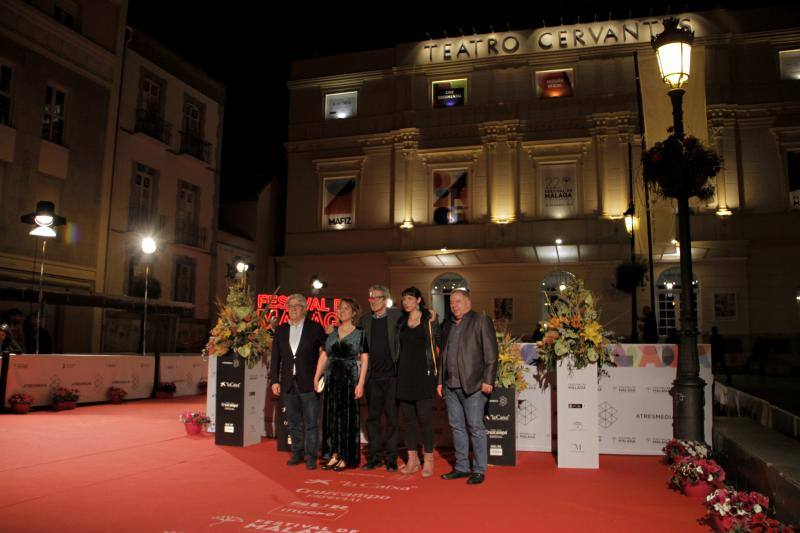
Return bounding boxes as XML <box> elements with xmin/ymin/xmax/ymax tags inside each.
<box><xmin>467</xmin><ymin>473</ymin><xmax>485</xmax><ymax>485</ymax></box>
<box><xmin>385</xmin><ymin>459</ymin><xmax>398</xmax><ymax>472</ymax></box>
<box><xmin>287</xmin><ymin>455</ymin><xmax>304</xmax><ymax>466</ymax></box>
<box><xmin>362</xmin><ymin>458</ymin><xmax>383</xmax><ymax>470</ymax></box>
<box><xmin>441</xmin><ymin>469</ymin><xmax>470</xmax><ymax>480</ymax></box>
<box><xmin>333</xmin><ymin>458</ymin><xmax>348</xmax><ymax>472</ymax></box>
<box><xmin>306</xmin><ymin>460</ymin><xmax>317</xmax><ymax>470</ymax></box>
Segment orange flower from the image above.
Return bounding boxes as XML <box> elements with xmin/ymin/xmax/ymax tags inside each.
<box><xmin>548</xmin><ymin>317</ymin><xmax>561</xmax><ymax>329</ymax></box>
<box><xmin>570</xmin><ymin>317</ymin><xmax>581</xmax><ymax>328</ymax></box>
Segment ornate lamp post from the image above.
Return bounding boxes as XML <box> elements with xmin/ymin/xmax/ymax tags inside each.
<box><xmin>21</xmin><ymin>201</ymin><xmax>66</xmax><ymax>355</ymax></box>
<box><xmin>141</xmin><ymin>236</ymin><xmax>157</xmax><ymax>356</ymax></box>
<box><xmin>652</xmin><ymin>18</ymin><xmax>705</xmax><ymax>440</ymax></box>
<box><xmin>624</xmin><ymin>203</ymin><xmax>639</xmax><ymax>342</ymax></box>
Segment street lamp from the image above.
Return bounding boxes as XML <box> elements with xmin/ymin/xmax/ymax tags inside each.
<box><xmin>141</xmin><ymin>236</ymin><xmax>156</xmax><ymax>356</ymax></box>
<box><xmin>21</xmin><ymin>201</ymin><xmax>66</xmax><ymax>355</ymax></box>
<box><xmin>652</xmin><ymin>18</ymin><xmax>705</xmax><ymax>441</ymax></box>
<box><xmin>623</xmin><ymin>203</ymin><xmax>639</xmax><ymax>342</ymax></box>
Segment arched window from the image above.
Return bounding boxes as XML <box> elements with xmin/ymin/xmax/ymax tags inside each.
<box><xmin>431</xmin><ymin>273</ymin><xmax>469</xmax><ymax>324</ymax></box>
<box><xmin>539</xmin><ymin>270</ymin><xmax>576</xmax><ymax>319</ymax></box>
<box><xmin>655</xmin><ymin>266</ymin><xmax>699</xmax><ymax>339</ymax></box>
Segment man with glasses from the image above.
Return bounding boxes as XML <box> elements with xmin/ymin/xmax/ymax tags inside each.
<box><xmin>358</xmin><ymin>285</ymin><xmax>403</xmax><ymax>471</ymax></box>
<box><xmin>270</xmin><ymin>294</ymin><xmax>326</xmax><ymax>469</ymax></box>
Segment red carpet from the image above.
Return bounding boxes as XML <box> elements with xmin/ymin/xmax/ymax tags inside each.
<box><xmin>0</xmin><ymin>397</ymin><xmax>709</xmax><ymax>532</ymax></box>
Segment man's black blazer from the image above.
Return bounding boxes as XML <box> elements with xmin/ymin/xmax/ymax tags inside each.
<box><xmin>269</xmin><ymin>318</ymin><xmax>326</xmax><ymax>394</ymax></box>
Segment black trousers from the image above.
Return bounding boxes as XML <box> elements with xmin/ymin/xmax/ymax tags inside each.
<box><xmin>365</xmin><ymin>376</ymin><xmax>398</xmax><ymax>461</ymax></box>
<box><xmin>400</xmin><ymin>398</ymin><xmax>433</xmax><ymax>454</ymax></box>
<box><xmin>284</xmin><ymin>380</ymin><xmax>320</xmax><ymax>460</ymax></box>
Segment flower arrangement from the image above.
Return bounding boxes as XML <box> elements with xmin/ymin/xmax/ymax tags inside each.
<box><xmin>52</xmin><ymin>387</ymin><xmax>80</xmax><ymax>402</ymax></box>
<box><xmin>494</xmin><ymin>330</ymin><xmax>529</xmax><ymax>392</ymax></box>
<box><xmin>641</xmin><ymin>134</ymin><xmax>721</xmax><ymax>202</ymax></box>
<box><xmin>663</xmin><ymin>439</ymin><xmax>711</xmax><ymax>463</ymax></box>
<box><xmin>107</xmin><ymin>387</ymin><xmax>128</xmax><ymax>399</ymax></box>
<box><xmin>537</xmin><ymin>279</ymin><xmax>615</xmax><ymax>373</ymax></box>
<box><xmin>206</xmin><ymin>282</ymin><xmax>274</xmax><ymax>369</ymax></box>
<box><xmin>706</xmin><ymin>488</ymin><xmax>771</xmax><ymax>532</ymax></box>
<box><xmin>670</xmin><ymin>457</ymin><xmax>726</xmax><ymax>489</ymax></box>
<box><xmin>9</xmin><ymin>393</ymin><xmax>32</xmax><ymax>405</ymax></box>
<box><xmin>179</xmin><ymin>411</ymin><xmax>211</xmax><ymax>425</ymax></box>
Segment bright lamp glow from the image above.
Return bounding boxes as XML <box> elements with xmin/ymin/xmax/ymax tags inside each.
<box><xmin>555</xmin><ymin>238</ymin><xmax>563</xmax><ymax>245</ymax></box>
<box><xmin>141</xmin><ymin>237</ymin><xmax>157</xmax><ymax>254</ymax></box>
<box><xmin>559</xmin><ymin>284</ymin><xmax>566</xmax><ymax>292</ymax></box>
<box><xmin>652</xmin><ymin>18</ymin><xmax>694</xmax><ymax>90</ymax></box>
<box><xmin>236</xmin><ymin>261</ymin><xmax>249</xmax><ymax>273</ymax></box>
<box><xmin>30</xmin><ymin>226</ymin><xmax>56</xmax><ymax>238</ymax></box>
<box><xmin>716</xmin><ymin>207</ymin><xmax>732</xmax><ymax>217</ymax></box>
<box><xmin>386</xmin><ymin>298</ymin><xmax>394</xmax><ymax>308</ymax></box>
<box><xmin>655</xmin><ymin>41</ymin><xmax>692</xmax><ymax>88</ymax></box>
<box><xmin>624</xmin><ymin>214</ymin><xmax>635</xmax><ymax>234</ymax></box>
<box><xmin>34</xmin><ymin>214</ymin><xmax>54</xmax><ymax>227</ymax></box>
<box><xmin>311</xmin><ymin>279</ymin><xmax>324</xmax><ymax>290</ymax></box>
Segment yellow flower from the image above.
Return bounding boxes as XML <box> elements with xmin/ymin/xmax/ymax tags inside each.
<box><xmin>583</xmin><ymin>321</ymin><xmax>603</xmax><ymax>345</ymax></box>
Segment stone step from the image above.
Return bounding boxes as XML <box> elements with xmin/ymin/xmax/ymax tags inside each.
<box><xmin>713</xmin><ymin>416</ymin><xmax>800</xmax><ymax>525</ymax></box>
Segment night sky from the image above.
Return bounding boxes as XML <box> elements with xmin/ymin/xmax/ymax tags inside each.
<box><xmin>127</xmin><ymin>1</ymin><xmax>785</xmax><ymax>202</ymax></box>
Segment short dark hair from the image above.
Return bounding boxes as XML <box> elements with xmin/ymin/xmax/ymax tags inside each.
<box><xmin>401</xmin><ymin>286</ymin><xmax>427</xmax><ymax>309</ymax></box>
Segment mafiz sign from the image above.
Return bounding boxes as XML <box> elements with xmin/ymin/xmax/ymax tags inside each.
<box><xmin>415</xmin><ymin>16</ymin><xmax>699</xmax><ymax>64</ymax></box>
<box><xmin>257</xmin><ymin>294</ymin><xmax>341</xmax><ymax>328</ymax></box>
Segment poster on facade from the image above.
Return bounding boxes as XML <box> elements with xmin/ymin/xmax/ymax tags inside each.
<box><xmin>713</xmin><ymin>292</ymin><xmax>737</xmax><ymax>321</ymax></box>
<box><xmin>323</xmin><ymin>178</ymin><xmax>356</xmax><ymax>229</ymax></box>
<box><xmin>788</xmin><ymin>151</ymin><xmax>800</xmax><ymax>210</ymax></box>
<box><xmin>324</xmin><ymin>91</ymin><xmax>357</xmax><ymax>119</ymax></box>
<box><xmin>540</xmin><ymin>163</ymin><xmax>577</xmax><ymax>218</ymax></box>
<box><xmin>432</xmin><ymin>79</ymin><xmax>468</xmax><ymax>108</ymax></box>
<box><xmin>433</xmin><ymin>170</ymin><xmax>469</xmax><ymax>224</ymax></box>
<box><xmin>535</xmin><ymin>69</ymin><xmax>575</xmax><ymax>98</ymax></box>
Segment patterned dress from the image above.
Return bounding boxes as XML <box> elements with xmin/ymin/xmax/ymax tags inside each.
<box><xmin>321</xmin><ymin>327</ymin><xmax>367</xmax><ymax>467</ymax></box>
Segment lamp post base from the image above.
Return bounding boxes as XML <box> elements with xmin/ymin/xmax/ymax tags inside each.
<box><xmin>672</xmin><ymin>375</ymin><xmax>706</xmax><ymax>441</ymax></box>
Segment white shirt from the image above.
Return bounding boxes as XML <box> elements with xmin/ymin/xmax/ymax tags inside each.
<box><xmin>289</xmin><ymin>319</ymin><xmax>304</xmax><ymax>375</ymax></box>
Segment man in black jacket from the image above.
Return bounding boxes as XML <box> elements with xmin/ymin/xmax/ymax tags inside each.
<box><xmin>358</xmin><ymin>284</ymin><xmax>404</xmax><ymax>471</ymax></box>
<box><xmin>437</xmin><ymin>288</ymin><xmax>498</xmax><ymax>485</ymax></box>
<box><xmin>269</xmin><ymin>293</ymin><xmax>326</xmax><ymax>469</ymax></box>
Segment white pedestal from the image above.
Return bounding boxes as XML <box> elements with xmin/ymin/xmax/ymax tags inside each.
<box><xmin>556</xmin><ymin>361</ymin><xmax>600</xmax><ymax>469</ymax></box>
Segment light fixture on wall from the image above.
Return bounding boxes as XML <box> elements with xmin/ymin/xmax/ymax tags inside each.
<box><xmin>21</xmin><ymin>200</ymin><xmax>67</xmax><ymax>355</ymax></box>
<box><xmin>715</xmin><ymin>206</ymin><xmax>732</xmax><ymax>217</ymax></box>
<box><xmin>400</xmin><ymin>220</ymin><xmax>414</xmax><ymax>230</ymax></box>
<box><xmin>141</xmin><ymin>236</ymin><xmax>157</xmax><ymax>357</ymax></box>
<box><xmin>311</xmin><ymin>275</ymin><xmax>327</xmax><ymax>293</ymax></box>
<box><xmin>624</xmin><ymin>204</ymin><xmax>636</xmax><ymax>235</ymax></box>
<box><xmin>555</xmin><ymin>238</ymin><xmax>563</xmax><ymax>245</ymax></box>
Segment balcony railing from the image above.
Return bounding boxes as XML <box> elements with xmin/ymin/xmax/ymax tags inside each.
<box><xmin>135</xmin><ymin>109</ymin><xmax>172</xmax><ymax>144</ymax></box>
<box><xmin>179</xmin><ymin>131</ymin><xmax>211</xmax><ymax>163</ymax></box>
<box><xmin>175</xmin><ymin>222</ymin><xmax>207</xmax><ymax>249</ymax></box>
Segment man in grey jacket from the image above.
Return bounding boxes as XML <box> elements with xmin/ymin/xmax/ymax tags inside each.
<box><xmin>437</xmin><ymin>288</ymin><xmax>498</xmax><ymax>485</ymax></box>
<box><xmin>358</xmin><ymin>284</ymin><xmax>404</xmax><ymax>471</ymax></box>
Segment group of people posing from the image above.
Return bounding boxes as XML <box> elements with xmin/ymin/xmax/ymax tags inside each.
<box><xmin>268</xmin><ymin>284</ymin><xmax>499</xmax><ymax>485</ymax></box>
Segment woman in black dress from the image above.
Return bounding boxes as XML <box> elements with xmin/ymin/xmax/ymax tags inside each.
<box><xmin>395</xmin><ymin>287</ymin><xmax>440</xmax><ymax>478</ymax></box>
<box><xmin>314</xmin><ymin>298</ymin><xmax>368</xmax><ymax>471</ymax></box>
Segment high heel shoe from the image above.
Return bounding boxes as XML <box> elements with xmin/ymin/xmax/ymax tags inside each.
<box><xmin>321</xmin><ymin>454</ymin><xmax>339</xmax><ymax>471</ymax></box>
<box><xmin>333</xmin><ymin>458</ymin><xmax>348</xmax><ymax>472</ymax></box>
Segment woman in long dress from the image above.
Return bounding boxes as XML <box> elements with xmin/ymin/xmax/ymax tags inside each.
<box><xmin>395</xmin><ymin>287</ymin><xmax>440</xmax><ymax>478</ymax></box>
<box><xmin>314</xmin><ymin>298</ymin><xmax>368</xmax><ymax>470</ymax></box>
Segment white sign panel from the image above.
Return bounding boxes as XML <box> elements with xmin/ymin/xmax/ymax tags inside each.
<box><xmin>556</xmin><ymin>362</ymin><xmax>600</xmax><ymax>469</ymax></box>
<box><xmin>159</xmin><ymin>354</ymin><xmax>208</xmax><ymax>397</ymax></box>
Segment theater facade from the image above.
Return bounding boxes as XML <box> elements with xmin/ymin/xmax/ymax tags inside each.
<box><xmin>276</xmin><ymin>8</ymin><xmax>800</xmax><ymax>355</ymax></box>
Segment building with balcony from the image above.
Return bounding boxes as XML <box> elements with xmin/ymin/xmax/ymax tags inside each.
<box><xmin>0</xmin><ymin>0</ymin><xmax>127</xmax><ymax>352</ymax></box>
<box><xmin>104</xmin><ymin>29</ymin><xmax>224</xmax><ymax>352</ymax></box>
<box><xmin>277</xmin><ymin>7</ymin><xmax>800</xmax><ymax>359</ymax></box>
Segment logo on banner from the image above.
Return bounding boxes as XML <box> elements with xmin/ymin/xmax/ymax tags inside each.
<box><xmin>647</xmin><ymin>386</ymin><xmax>672</xmax><ymax>394</ymax></box>
<box><xmin>486</xmin><ymin>414</ymin><xmax>511</xmax><ymax>422</ymax></box>
<box><xmin>498</xmin><ymin>396</ymin><xmax>509</xmax><ymax>407</ymax></box>
<box><xmin>568</xmin><ymin>403</ymin><xmax>583</xmax><ymax>409</ymax></box>
<box><xmin>571</xmin><ymin>421</ymin><xmax>584</xmax><ymax>431</ymax></box>
<box><xmin>269</xmin><ymin>501</ymin><xmax>350</xmax><ymax>521</ymax></box>
<box><xmin>490</xmin><ymin>444</ymin><xmax>503</xmax><ymax>456</ymax></box>
<box><xmin>49</xmin><ymin>375</ymin><xmax>62</xmax><ymax>390</ymax></box>
<box><xmin>567</xmin><ymin>384</ymin><xmax>586</xmax><ymax>390</ymax></box>
<box><xmin>517</xmin><ymin>400</ymin><xmax>536</xmax><ymax>425</ymax></box>
<box><xmin>93</xmin><ymin>374</ymin><xmax>104</xmax><ymax>391</ymax></box>
<box><xmin>614</xmin><ymin>385</ymin><xmax>637</xmax><ymax>393</ymax></box>
<box><xmin>132</xmin><ymin>374</ymin><xmax>140</xmax><ymax>389</ymax></box>
<box><xmin>224</xmin><ymin>423</ymin><xmax>235</xmax><ymax>433</ymax></box>
<box><xmin>209</xmin><ymin>515</ymin><xmax>244</xmax><ymax>527</ymax></box>
<box><xmin>599</xmin><ymin>402</ymin><xmax>618</xmax><ymax>428</ymax></box>
<box><xmin>221</xmin><ymin>402</ymin><xmax>239</xmax><ymax>410</ymax></box>
<box><xmin>220</xmin><ymin>381</ymin><xmax>241</xmax><ymax>389</ymax></box>
<box><xmin>571</xmin><ymin>443</ymin><xmax>584</xmax><ymax>453</ymax></box>
<box><xmin>636</xmin><ymin>413</ymin><xmax>672</xmax><ymax>420</ymax></box>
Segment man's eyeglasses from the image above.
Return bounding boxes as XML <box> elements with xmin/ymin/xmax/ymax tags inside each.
<box><xmin>368</xmin><ymin>296</ymin><xmax>385</xmax><ymax>301</ymax></box>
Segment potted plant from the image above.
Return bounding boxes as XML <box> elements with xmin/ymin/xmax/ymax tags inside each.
<box><xmin>706</xmin><ymin>488</ymin><xmax>770</xmax><ymax>532</ymax></box>
<box><xmin>52</xmin><ymin>387</ymin><xmax>80</xmax><ymax>411</ymax></box>
<box><xmin>197</xmin><ymin>380</ymin><xmax>208</xmax><ymax>394</ymax></box>
<box><xmin>663</xmin><ymin>438</ymin><xmax>711</xmax><ymax>464</ymax></box>
<box><xmin>107</xmin><ymin>387</ymin><xmax>128</xmax><ymax>404</ymax></box>
<box><xmin>670</xmin><ymin>457</ymin><xmax>726</xmax><ymax>499</ymax></box>
<box><xmin>8</xmin><ymin>393</ymin><xmax>33</xmax><ymax>414</ymax></box>
<box><xmin>179</xmin><ymin>411</ymin><xmax>211</xmax><ymax>435</ymax></box>
<box><xmin>156</xmin><ymin>382</ymin><xmax>176</xmax><ymax>399</ymax></box>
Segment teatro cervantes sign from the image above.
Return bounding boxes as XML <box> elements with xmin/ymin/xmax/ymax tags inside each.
<box><xmin>413</xmin><ymin>16</ymin><xmax>702</xmax><ymax>64</ymax></box>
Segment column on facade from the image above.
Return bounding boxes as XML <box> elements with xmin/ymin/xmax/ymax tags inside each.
<box><xmin>392</xmin><ymin>129</ymin><xmax>420</xmax><ymax>227</ymax></box>
<box><xmin>708</xmin><ymin>107</ymin><xmax>741</xmax><ymax>211</ymax></box>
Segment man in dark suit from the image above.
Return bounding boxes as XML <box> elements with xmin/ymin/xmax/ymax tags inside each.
<box><xmin>269</xmin><ymin>293</ymin><xmax>326</xmax><ymax>469</ymax></box>
<box><xmin>358</xmin><ymin>284</ymin><xmax>404</xmax><ymax>471</ymax></box>
<box><xmin>437</xmin><ymin>288</ymin><xmax>498</xmax><ymax>485</ymax></box>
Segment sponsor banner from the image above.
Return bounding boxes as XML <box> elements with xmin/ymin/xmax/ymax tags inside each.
<box><xmin>4</xmin><ymin>354</ymin><xmax>155</xmax><ymax>407</ymax></box>
<box><xmin>535</xmin><ymin>69</ymin><xmax>575</xmax><ymax>98</ymax></box>
<box><xmin>556</xmin><ymin>361</ymin><xmax>599</xmax><ymax>469</ymax></box>
<box><xmin>215</xmin><ymin>352</ymin><xmax>267</xmax><ymax>447</ymax></box>
<box><xmin>516</xmin><ymin>343</ymin><xmax>713</xmax><ymax>455</ymax></box>
<box><xmin>158</xmin><ymin>354</ymin><xmax>207</xmax><ymax>397</ymax></box>
<box><xmin>486</xmin><ymin>387</ymin><xmax>516</xmax><ymax>466</ymax></box>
